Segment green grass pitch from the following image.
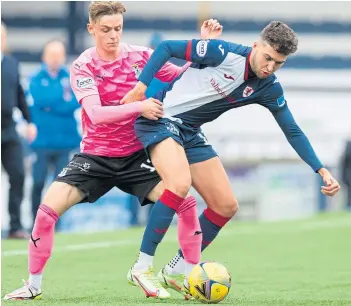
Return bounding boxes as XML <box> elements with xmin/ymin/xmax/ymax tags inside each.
<box><xmin>2</xmin><ymin>213</ymin><xmax>351</xmax><ymax>305</ymax></box>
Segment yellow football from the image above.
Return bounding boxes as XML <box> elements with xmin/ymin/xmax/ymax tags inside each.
<box><xmin>188</xmin><ymin>261</ymin><xmax>231</xmax><ymax>304</ymax></box>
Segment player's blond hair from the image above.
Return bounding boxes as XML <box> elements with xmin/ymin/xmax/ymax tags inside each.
<box><xmin>89</xmin><ymin>1</ymin><xmax>126</xmax><ymax>23</ymax></box>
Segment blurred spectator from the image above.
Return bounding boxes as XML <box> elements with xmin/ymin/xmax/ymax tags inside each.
<box><xmin>28</xmin><ymin>40</ymin><xmax>80</xmax><ymax>222</ymax></box>
<box><xmin>340</xmin><ymin>139</ymin><xmax>351</xmax><ymax>211</ymax></box>
<box><xmin>1</xmin><ymin>21</ymin><xmax>37</xmax><ymax>239</ymax></box>
<box><xmin>128</xmin><ymin>195</ymin><xmax>141</xmax><ymax>227</ymax></box>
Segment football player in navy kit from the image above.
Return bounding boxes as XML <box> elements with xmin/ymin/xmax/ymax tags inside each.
<box><xmin>123</xmin><ymin>21</ymin><xmax>340</xmax><ymax>296</ymax></box>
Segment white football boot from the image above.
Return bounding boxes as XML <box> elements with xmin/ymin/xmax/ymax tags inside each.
<box><xmin>3</xmin><ymin>280</ymin><xmax>42</xmax><ymax>300</ymax></box>
<box><xmin>127</xmin><ymin>266</ymin><xmax>171</xmax><ymax>299</ymax></box>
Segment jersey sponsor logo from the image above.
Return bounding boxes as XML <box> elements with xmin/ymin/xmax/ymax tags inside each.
<box><xmin>77</xmin><ymin>77</ymin><xmax>94</xmax><ymax>88</ymax></box>
<box><xmin>243</xmin><ymin>86</ymin><xmax>254</xmax><ymax>97</ymax></box>
<box><xmin>218</xmin><ymin>44</ymin><xmax>225</xmax><ymax>55</ymax></box>
<box><xmin>196</xmin><ymin>40</ymin><xmax>208</xmax><ymax>57</ymax></box>
<box><xmin>210</xmin><ymin>78</ymin><xmax>236</xmax><ymax>103</ymax></box>
<box><xmin>277</xmin><ymin>95</ymin><xmax>286</xmax><ymax>107</ymax></box>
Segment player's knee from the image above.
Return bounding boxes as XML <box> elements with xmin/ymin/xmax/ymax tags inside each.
<box><xmin>165</xmin><ymin>173</ymin><xmax>191</xmax><ymax>198</ymax></box>
<box><xmin>42</xmin><ymin>181</ymin><xmax>84</xmax><ymax>215</ymax></box>
<box><xmin>217</xmin><ymin>196</ymin><xmax>239</xmax><ymax>218</ymax></box>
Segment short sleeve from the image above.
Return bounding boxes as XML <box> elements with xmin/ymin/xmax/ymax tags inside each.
<box><xmin>70</xmin><ymin>61</ymin><xmax>99</xmax><ymax>103</ymax></box>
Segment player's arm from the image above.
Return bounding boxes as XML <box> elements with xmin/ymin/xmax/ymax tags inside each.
<box><xmin>120</xmin><ymin>39</ymin><xmax>236</xmax><ymax>104</ymax></box>
<box><xmin>151</xmin><ymin>52</ymin><xmax>191</xmax><ymax>83</ymax></box>
<box><xmin>271</xmin><ymin>105</ymin><xmax>323</xmax><ymax>172</ymax></box>
<box><xmin>70</xmin><ymin>62</ymin><xmax>163</xmax><ymax>123</ymax></box>
<box><xmin>270</xmin><ymin>103</ymin><xmax>340</xmax><ymax>196</ymax></box>
<box><xmin>154</xmin><ymin>19</ymin><xmax>223</xmax><ymax>83</ymax></box>
<box><xmin>139</xmin><ymin>39</ymin><xmax>229</xmax><ymax>87</ymax></box>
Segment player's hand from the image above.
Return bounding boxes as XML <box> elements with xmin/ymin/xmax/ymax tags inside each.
<box><xmin>26</xmin><ymin>123</ymin><xmax>37</xmax><ymax>143</ymax></box>
<box><xmin>318</xmin><ymin>168</ymin><xmax>341</xmax><ymax>197</ymax></box>
<box><xmin>201</xmin><ymin>19</ymin><xmax>223</xmax><ymax>39</ymax></box>
<box><xmin>140</xmin><ymin>98</ymin><xmax>164</xmax><ymax>120</ymax></box>
<box><xmin>121</xmin><ymin>81</ymin><xmax>147</xmax><ymax>104</ymax></box>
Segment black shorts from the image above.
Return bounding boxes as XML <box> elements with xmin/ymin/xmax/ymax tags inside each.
<box><xmin>54</xmin><ymin>151</ymin><xmax>161</xmax><ymax>206</ymax></box>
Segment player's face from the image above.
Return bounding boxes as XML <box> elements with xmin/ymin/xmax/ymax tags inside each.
<box><xmin>251</xmin><ymin>41</ymin><xmax>288</xmax><ymax>78</ymax></box>
<box><xmin>88</xmin><ymin>13</ymin><xmax>123</xmax><ymax>53</ymax></box>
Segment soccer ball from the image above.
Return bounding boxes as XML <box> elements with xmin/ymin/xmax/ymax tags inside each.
<box><xmin>188</xmin><ymin>261</ymin><xmax>231</xmax><ymax>304</ymax></box>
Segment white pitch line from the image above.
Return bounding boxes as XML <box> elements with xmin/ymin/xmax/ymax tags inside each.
<box><xmin>2</xmin><ymin>240</ymin><xmax>136</xmax><ymax>257</ymax></box>
<box><xmin>2</xmin><ymin>217</ymin><xmax>350</xmax><ymax>257</ymax></box>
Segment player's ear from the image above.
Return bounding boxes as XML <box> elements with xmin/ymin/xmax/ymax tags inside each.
<box><xmin>87</xmin><ymin>23</ymin><xmax>94</xmax><ymax>36</ymax></box>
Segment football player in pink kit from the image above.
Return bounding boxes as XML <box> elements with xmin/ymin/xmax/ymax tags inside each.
<box><xmin>3</xmin><ymin>1</ymin><xmax>224</xmax><ymax>301</ymax></box>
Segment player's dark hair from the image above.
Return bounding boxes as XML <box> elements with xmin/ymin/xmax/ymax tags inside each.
<box><xmin>89</xmin><ymin>1</ymin><xmax>126</xmax><ymax>23</ymax></box>
<box><xmin>260</xmin><ymin>21</ymin><xmax>298</xmax><ymax>55</ymax></box>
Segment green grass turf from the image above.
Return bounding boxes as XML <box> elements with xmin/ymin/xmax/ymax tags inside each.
<box><xmin>2</xmin><ymin>213</ymin><xmax>351</xmax><ymax>305</ymax></box>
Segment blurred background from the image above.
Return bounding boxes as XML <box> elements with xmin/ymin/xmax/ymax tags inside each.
<box><xmin>1</xmin><ymin>1</ymin><xmax>350</xmax><ymax>236</ymax></box>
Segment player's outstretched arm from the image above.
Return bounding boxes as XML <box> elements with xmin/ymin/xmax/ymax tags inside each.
<box><xmin>82</xmin><ymin>95</ymin><xmax>163</xmax><ymax>124</ymax></box>
<box><xmin>272</xmin><ymin>105</ymin><xmax>340</xmax><ymax>196</ymax></box>
<box><xmin>152</xmin><ymin>19</ymin><xmax>223</xmax><ymax>85</ymax></box>
<box><xmin>121</xmin><ymin>38</ymin><xmax>230</xmax><ymax>104</ymax></box>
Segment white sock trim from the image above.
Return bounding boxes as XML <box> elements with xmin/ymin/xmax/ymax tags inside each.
<box><xmin>133</xmin><ymin>252</ymin><xmax>154</xmax><ymax>271</ymax></box>
<box><xmin>29</xmin><ymin>274</ymin><xmax>42</xmax><ymax>291</ymax></box>
<box><xmin>165</xmin><ymin>252</ymin><xmax>186</xmax><ymax>275</ymax></box>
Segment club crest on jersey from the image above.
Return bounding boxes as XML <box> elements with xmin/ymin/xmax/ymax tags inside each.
<box><xmin>132</xmin><ymin>63</ymin><xmax>142</xmax><ymax>78</ymax></box>
<box><xmin>196</xmin><ymin>40</ymin><xmax>209</xmax><ymax>57</ymax></box>
<box><xmin>277</xmin><ymin>95</ymin><xmax>286</xmax><ymax>107</ymax></box>
<box><xmin>243</xmin><ymin>86</ymin><xmax>254</xmax><ymax>97</ymax></box>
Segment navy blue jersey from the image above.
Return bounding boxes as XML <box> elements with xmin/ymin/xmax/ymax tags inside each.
<box><xmin>138</xmin><ymin>39</ymin><xmax>323</xmax><ymax>172</ymax></box>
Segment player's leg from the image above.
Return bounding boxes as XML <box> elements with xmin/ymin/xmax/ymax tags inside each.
<box><xmin>159</xmin><ymin>131</ymin><xmax>237</xmax><ymax>293</ymax></box>
<box><xmin>3</xmin><ymin>154</ymin><xmax>114</xmax><ymax>301</ymax></box>
<box><xmin>119</xmin><ymin>149</ymin><xmax>199</xmax><ymax>299</ymax></box>
<box><xmin>133</xmin><ymin>118</ymin><xmax>201</xmax><ymax>268</ymax></box>
<box><xmin>164</xmin><ymin>156</ymin><xmax>238</xmax><ymax>276</ymax></box>
<box><xmin>191</xmin><ymin>156</ymin><xmax>239</xmax><ymax>247</ymax></box>
<box><xmin>125</xmin><ymin>117</ymin><xmax>202</xmax><ymax>298</ymax></box>
<box><xmin>3</xmin><ymin>181</ymin><xmax>84</xmax><ymax>301</ymax></box>
<box><xmin>144</xmin><ymin>163</ymin><xmax>200</xmax><ymax>268</ymax></box>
